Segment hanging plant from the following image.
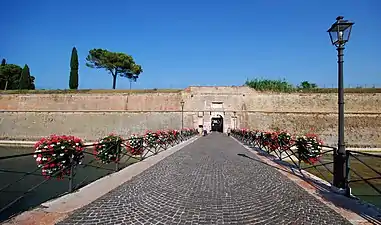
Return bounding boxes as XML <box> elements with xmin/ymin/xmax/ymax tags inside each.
<box><xmin>34</xmin><ymin>135</ymin><xmax>84</xmax><ymax>179</ymax></box>
<box><xmin>277</xmin><ymin>131</ymin><xmax>293</xmax><ymax>150</ymax></box>
<box><xmin>157</xmin><ymin>130</ymin><xmax>169</xmax><ymax>145</ymax></box>
<box><xmin>295</xmin><ymin>133</ymin><xmax>323</xmax><ymax>164</ymax></box>
<box><xmin>126</xmin><ymin>134</ymin><xmax>144</xmax><ymax>155</ymax></box>
<box><xmin>93</xmin><ymin>134</ymin><xmax>124</xmax><ymax>163</ymax></box>
<box><xmin>262</xmin><ymin>132</ymin><xmax>273</xmax><ymax>149</ymax></box>
<box><xmin>144</xmin><ymin>130</ymin><xmax>159</xmax><ymax>148</ymax></box>
<box><xmin>182</xmin><ymin>128</ymin><xmax>196</xmax><ymax>137</ymax></box>
<box><xmin>168</xmin><ymin>129</ymin><xmax>180</xmax><ymax>143</ymax></box>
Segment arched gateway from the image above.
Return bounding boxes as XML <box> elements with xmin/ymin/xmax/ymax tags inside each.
<box><xmin>211</xmin><ymin>114</ymin><xmax>223</xmax><ymax>132</ymax></box>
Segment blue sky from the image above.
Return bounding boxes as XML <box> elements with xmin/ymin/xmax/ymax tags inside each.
<box><xmin>1</xmin><ymin>0</ymin><xmax>380</xmax><ymax>89</ymax></box>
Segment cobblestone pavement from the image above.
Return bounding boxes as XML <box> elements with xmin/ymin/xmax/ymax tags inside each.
<box><xmin>58</xmin><ymin>133</ymin><xmax>351</xmax><ymax>225</ymax></box>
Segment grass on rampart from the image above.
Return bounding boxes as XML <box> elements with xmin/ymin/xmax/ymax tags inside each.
<box><xmin>1</xmin><ymin>81</ymin><xmax>381</xmax><ymax>94</ymax></box>
<box><xmin>0</xmin><ymin>89</ymin><xmax>183</xmax><ymax>94</ymax></box>
<box><xmin>1</xmin><ymin>88</ymin><xmax>381</xmax><ymax>94</ymax></box>
<box><xmin>245</xmin><ymin>78</ymin><xmax>381</xmax><ymax>93</ymax></box>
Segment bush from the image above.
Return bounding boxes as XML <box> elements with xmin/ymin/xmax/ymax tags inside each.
<box><xmin>245</xmin><ymin>78</ymin><xmax>295</xmax><ymax>92</ymax></box>
<box><xmin>245</xmin><ymin>78</ymin><xmax>381</xmax><ymax>93</ymax></box>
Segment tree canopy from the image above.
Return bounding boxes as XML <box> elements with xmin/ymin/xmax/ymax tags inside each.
<box><xmin>298</xmin><ymin>81</ymin><xmax>317</xmax><ymax>89</ymax></box>
<box><xmin>0</xmin><ymin>62</ymin><xmax>35</xmax><ymax>90</ymax></box>
<box><xmin>85</xmin><ymin>48</ymin><xmax>143</xmax><ymax>89</ymax></box>
<box><xmin>19</xmin><ymin>64</ymin><xmax>31</xmax><ymax>89</ymax></box>
<box><xmin>69</xmin><ymin>47</ymin><xmax>79</xmax><ymax>89</ymax></box>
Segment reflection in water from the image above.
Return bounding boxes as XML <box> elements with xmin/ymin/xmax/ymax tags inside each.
<box><xmin>0</xmin><ymin>146</ymin><xmax>136</xmax><ymax>222</ymax></box>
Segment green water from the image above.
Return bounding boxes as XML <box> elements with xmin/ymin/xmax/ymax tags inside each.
<box><xmin>298</xmin><ymin>154</ymin><xmax>381</xmax><ymax>208</ymax></box>
<box><xmin>0</xmin><ymin>146</ymin><xmax>138</xmax><ymax>222</ymax></box>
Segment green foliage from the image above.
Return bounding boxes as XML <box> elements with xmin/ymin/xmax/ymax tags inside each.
<box><xmin>0</xmin><ymin>59</ymin><xmax>5</xmax><ymax>88</ymax></box>
<box><xmin>245</xmin><ymin>78</ymin><xmax>295</xmax><ymax>92</ymax></box>
<box><xmin>29</xmin><ymin>76</ymin><xmax>35</xmax><ymax>90</ymax></box>
<box><xmin>86</xmin><ymin>48</ymin><xmax>143</xmax><ymax>89</ymax></box>
<box><xmin>245</xmin><ymin>78</ymin><xmax>381</xmax><ymax>93</ymax></box>
<box><xmin>19</xmin><ymin>64</ymin><xmax>31</xmax><ymax>89</ymax></box>
<box><xmin>69</xmin><ymin>47</ymin><xmax>79</xmax><ymax>89</ymax></box>
<box><xmin>0</xmin><ymin>61</ymin><xmax>35</xmax><ymax>90</ymax></box>
<box><xmin>298</xmin><ymin>81</ymin><xmax>317</xmax><ymax>89</ymax></box>
<box><xmin>245</xmin><ymin>78</ymin><xmax>322</xmax><ymax>92</ymax></box>
<box><xmin>0</xmin><ymin>64</ymin><xmax>22</xmax><ymax>90</ymax></box>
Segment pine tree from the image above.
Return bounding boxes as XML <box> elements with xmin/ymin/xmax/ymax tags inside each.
<box><xmin>1</xmin><ymin>58</ymin><xmax>6</xmax><ymax>66</ymax></box>
<box><xmin>19</xmin><ymin>64</ymin><xmax>31</xmax><ymax>89</ymax></box>
<box><xmin>69</xmin><ymin>47</ymin><xmax>79</xmax><ymax>89</ymax></box>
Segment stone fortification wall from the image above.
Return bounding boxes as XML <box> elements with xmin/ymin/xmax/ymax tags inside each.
<box><xmin>0</xmin><ymin>86</ymin><xmax>380</xmax><ymax>146</ymax></box>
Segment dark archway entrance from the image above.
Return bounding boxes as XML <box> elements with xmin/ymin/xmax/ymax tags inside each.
<box><xmin>211</xmin><ymin>115</ymin><xmax>223</xmax><ymax>133</ymax></box>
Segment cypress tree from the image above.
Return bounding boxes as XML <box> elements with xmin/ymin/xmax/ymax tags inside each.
<box><xmin>69</xmin><ymin>47</ymin><xmax>79</xmax><ymax>89</ymax></box>
<box><xmin>19</xmin><ymin>64</ymin><xmax>31</xmax><ymax>89</ymax></box>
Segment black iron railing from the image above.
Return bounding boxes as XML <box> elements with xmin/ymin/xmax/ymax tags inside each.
<box><xmin>0</xmin><ymin>129</ymin><xmax>198</xmax><ymax>222</ymax></box>
<box><xmin>345</xmin><ymin>150</ymin><xmax>381</xmax><ymax>205</ymax></box>
<box><xmin>231</xmin><ymin>129</ymin><xmax>381</xmax><ymax>207</ymax></box>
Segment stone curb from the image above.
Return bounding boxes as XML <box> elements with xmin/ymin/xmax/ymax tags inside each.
<box><xmin>2</xmin><ymin>136</ymin><xmax>199</xmax><ymax>225</ymax></box>
<box><xmin>231</xmin><ymin>137</ymin><xmax>381</xmax><ymax>225</ymax></box>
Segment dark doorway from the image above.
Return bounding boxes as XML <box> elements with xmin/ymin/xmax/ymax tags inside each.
<box><xmin>211</xmin><ymin>116</ymin><xmax>223</xmax><ymax>132</ymax></box>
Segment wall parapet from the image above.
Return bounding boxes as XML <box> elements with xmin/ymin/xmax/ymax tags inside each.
<box><xmin>1</xmin><ymin>110</ymin><xmax>380</xmax><ymax>115</ymax></box>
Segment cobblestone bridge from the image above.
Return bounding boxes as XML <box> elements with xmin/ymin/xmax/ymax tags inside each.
<box><xmin>58</xmin><ymin>133</ymin><xmax>351</xmax><ymax>225</ymax></box>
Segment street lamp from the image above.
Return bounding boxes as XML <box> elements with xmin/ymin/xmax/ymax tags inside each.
<box><xmin>233</xmin><ymin>111</ymin><xmax>237</xmax><ymax>129</ymax></box>
<box><xmin>180</xmin><ymin>100</ymin><xmax>185</xmax><ymax>131</ymax></box>
<box><xmin>327</xmin><ymin>16</ymin><xmax>354</xmax><ymax>189</ymax></box>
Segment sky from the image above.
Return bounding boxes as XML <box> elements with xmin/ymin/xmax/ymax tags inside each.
<box><xmin>1</xmin><ymin>0</ymin><xmax>380</xmax><ymax>90</ymax></box>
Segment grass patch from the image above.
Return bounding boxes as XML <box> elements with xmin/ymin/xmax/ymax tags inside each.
<box><xmin>1</xmin><ymin>86</ymin><xmax>381</xmax><ymax>94</ymax></box>
<box><xmin>245</xmin><ymin>78</ymin><xmax>381</xmax><ymax>93</ymax></box>
<box><xmin>0</xmin><ymin>89</ymin><xmax>183</xmax><ymax>94</ymax></box>
<box><xmin>296</xmin><ymin>88</ymin><xmax>381</xmax><ymax>93</ymax></box>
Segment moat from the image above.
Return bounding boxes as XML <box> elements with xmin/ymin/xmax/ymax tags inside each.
<box><xmin>0</xmin><ymin>146</ymin><xmax>137</xmax><ymax>222</ymax></box>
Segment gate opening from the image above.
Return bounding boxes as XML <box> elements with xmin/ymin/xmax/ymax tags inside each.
<box><xmin>211</xmin><ymin>115</ymin><xmax>223</xmax><ymax>133</ymax></box>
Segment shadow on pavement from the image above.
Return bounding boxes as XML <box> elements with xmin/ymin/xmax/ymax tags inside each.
<box><xmin>237</xmin><ymin>147</ymin><xmax>381</xmax><ymax>225</ymax></box>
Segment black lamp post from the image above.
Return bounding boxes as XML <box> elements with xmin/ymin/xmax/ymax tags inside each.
<box><xmin>233</xmin><ymin>111</ymin><xmax>237</xmax><ymax>129</ymax></box>
<box><xmin>180</xmin><ymin>100</ymin><xmax>185</xmax><ymax>130</ymax></box>
<box><xmin>327</xmin><ymin>16</ymin><xmax>354</xmax><ymax>188</ymax></box>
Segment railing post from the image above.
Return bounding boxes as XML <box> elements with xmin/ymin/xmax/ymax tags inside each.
<box><xmin>298</xmin><ymin>150</ymin><xmax>301</xmax><ymax>169</ymax></box>
<box><xmin>115</xmin><ymin>143</ymin><xmax>120</xmax><ymax>172</ymax></box>
<box><xmin>333</xmin><ymin>147</ymin><xmax>346</xmax><ymax>188</ymax></box>
<box><xmin>68</xmin><ymin>157</ymin><xmax>74</xmax><ymax>193</ymax></box>
<box><xmin>140</xmin><ymin>138</ymin><xmax>144</xmax><ymax>161</ymax></box>
<box><xmin>345</xmin><ymin>150</ymin><xmax>351</xmax><ymax>197</ymax></box>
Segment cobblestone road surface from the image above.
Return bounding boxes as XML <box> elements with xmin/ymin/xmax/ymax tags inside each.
<box><xmin>58</xmin><ymin>133</ymin><xmax>351</xmax><ymax>225</ymax></box>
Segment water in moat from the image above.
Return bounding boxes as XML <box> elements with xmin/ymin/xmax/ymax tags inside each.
<box><xmin>298</xmin><ymin>153</ymin><xmax>381</xmax><ymax>208</ymax></box>
<box><xmin>0</xmin><ymin>146</ymin><xmax>138</xmax><ymax>223</ymax></box>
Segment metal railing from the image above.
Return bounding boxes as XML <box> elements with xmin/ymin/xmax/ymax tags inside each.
<box><xmin>0</xmin><ymin>129</ymin><xmax>198</xmax><ymax>222</ymax></box>
<box><xmin>231</xmin><ymin>129</ymin><xmax>381</xmax><ymax>207</ymax></box>
<box><xmin>345</xmin><ymin>150</ymin><xmax>381</xmax><ymax>206</ymax></box>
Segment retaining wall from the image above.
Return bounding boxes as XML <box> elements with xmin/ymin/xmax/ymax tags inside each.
<box><xmin>0</xmin><ymin>86</ymin><xmax>380</xmax><ymax>146</ymax></box>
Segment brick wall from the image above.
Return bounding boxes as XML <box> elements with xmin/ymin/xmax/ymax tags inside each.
<box><xmin>0</xmin><ymin>86</ymin><xmax>380</xmax><ymax>146</ymax></box>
